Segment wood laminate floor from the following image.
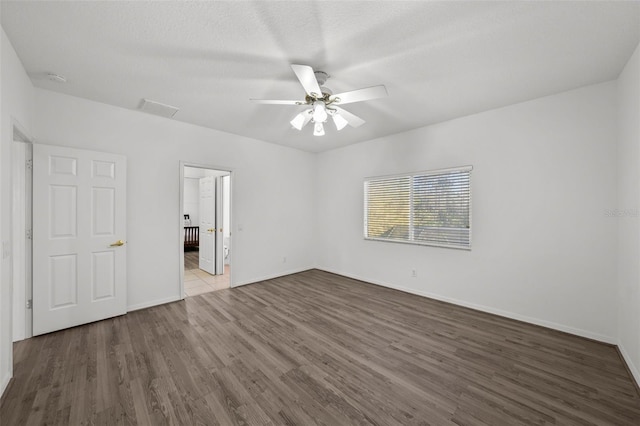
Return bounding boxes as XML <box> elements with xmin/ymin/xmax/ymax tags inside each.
<box><xmin>1</xmin><ymin>270</ymin><xmax>639</xmax><ymax>425</ymax></box>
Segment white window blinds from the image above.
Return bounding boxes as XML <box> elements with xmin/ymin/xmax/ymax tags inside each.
<box><xmin>364</xmin><ymin>166</ymin><xmax>472</xmax><ymax>249</ymax></box>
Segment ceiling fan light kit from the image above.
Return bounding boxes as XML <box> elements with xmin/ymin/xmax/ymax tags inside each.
<box><xmin>312</xmin><ymin>101</ymin><xmax>328</xmax><ymax>123</ymax></box>
<box><xmin>313</xmin><ymin>122</ymin><xmax>325</xmax><ymax>136</ymax></box>
<box><xmin>331</xmin><ymin>112</ymin><xmax>349</xmax><ymax>131</ymax></box>
<box><xmin>251</xmin><ymin>64</ymin><xmax>388</xmax><ymax>137</ymax></box>
<box><xmin>290</xmin><ymin>110</ymin><xmax>312</xmax><ymax>131</ymax></box>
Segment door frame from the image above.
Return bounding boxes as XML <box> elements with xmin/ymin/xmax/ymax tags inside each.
<box><xmin>11</xmin><ymin>119</ymin><xmax>34</xmax><ymax>341</ymax></box>
<box><xmin>214</xmin><ymin>176</ymin><xmax>225</xmax><ymax>275</ymax></box>
<box><xmin>179</xmin><ymin>161</ymin><xmax>233</xmax><ymax>299</ymax></box>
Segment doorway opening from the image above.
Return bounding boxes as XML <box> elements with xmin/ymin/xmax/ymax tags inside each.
<box><xmin>180</xmin><ymin>164</ymin><xmax>231</xmax><ymax>297</ymax></box>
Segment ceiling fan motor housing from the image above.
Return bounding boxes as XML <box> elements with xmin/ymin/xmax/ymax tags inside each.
<box><xmin>312</xmin><ymin>71</ymin><xmax>332</xmax><ymax>101</ymax></box>
<box><xmin>314</xmin><ymin>70</ymin><xmax>329</xmax><ymax>86</ymax></box>
<box><xmin>305</xmin><ymin>91</ymin><xmax>333</xmax><ymax>104</ymax></box>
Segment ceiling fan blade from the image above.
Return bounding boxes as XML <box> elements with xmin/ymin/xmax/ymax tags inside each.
<box><xmin>291</xmin><ymin>64</ymin><xmax>323</xmax><ymax>98</ymax></box>
<box><xmin>330</xmin><ymin>85</ymin><xmax>388</xmax><ymax>105</ymax></box>
<box><xmin>250</xmin><ymin>99</ymin><xmax>303</xmax><ymax>105</ymax></box>
<box><xmin>331</xmin><ymin>106</ymin><xmax>366</xmax><ymax>128</ymax></box>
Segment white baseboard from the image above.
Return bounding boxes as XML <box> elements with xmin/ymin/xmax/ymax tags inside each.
<box><xmin>127</xmin><ymin>295</ymin><xmax>182</xmax><ymax>312</ymax></box>
<box><xmin>232</xmin><ymin>267</ymin><xmax>314</xmax><ymax>288</ymax></box>
<box><xmin>617</xmin><ymin>343</ymin><xmax>640</xmax><ymax>389</ymax></box>
<box><xmin>317</xmin><ymin>268</ymin><xmax>617</xmax><ymax>345</ymax></box>
<box><xmin>1</xmin><ymin>371</ymin><xmax>11</xmax><ymax>398</ymax></box>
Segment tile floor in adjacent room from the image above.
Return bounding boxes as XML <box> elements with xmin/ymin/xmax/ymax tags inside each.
<box><xmin>184</xmin><ymin>249</ymin><xmax>230</xmax><ymax>297</ymax></box>
<box><xmin>184</xmin><ymin>266</ymin><xmax>230</xmax><ymax>297</ymax></box>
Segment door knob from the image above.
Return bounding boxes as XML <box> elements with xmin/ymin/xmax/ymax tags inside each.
<box><xmin>207</xmin><ymin>228</ymin><xmax>214</xmax><ymax>233</ymax></box>
<box><xmin>110</xmin><ymin>240</ymin><xmax>125</xmax><ymax>247</ymax></box>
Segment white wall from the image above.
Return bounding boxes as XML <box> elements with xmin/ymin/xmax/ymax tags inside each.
<box><xmin>0</xmin><ymin>28</ymin><xmax>35</xmax><ymax>396</ymax></box>
<box><xmin>33</xmin><ymin>88</ymin><xmax>317</xmax><ymax>311</ymax></box>
<box><xmin>617</xmin><ymin>43</ymin><xmax>640</xmax><ymax>385</ymax></box>
<box><xmin>316</xmin><ymin>81</ymin><xmax>619</xmax><ymax>342</ymax></box>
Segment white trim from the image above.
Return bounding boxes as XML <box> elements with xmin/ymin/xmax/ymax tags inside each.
<box><xmin>364</xmin><ymin>164</ymin><xmax>473</xmax><ymax>181</ymax></box>
<box><xmin>11</xmin><ymin>117</ymin><xmax>34</xmax><ymax>144</ymax></box>
<box><xmin>178</xmin><ymin>163</ymin><xmax>185</xmax><ymax>299</ymax></box>
<box><xmin>3</xmin><ymin>118</ymin><xmax>35</xmax><ymax>398</ymax></box>
<box><xmin>317</xmin><ymin>268</ymin><xmax>617</xmax><ymax>345</ymax></box>
<box><xmin>8</xmin><ymin>119</ymin><xmax>35</xmax><ymax>348</ymax></box>
<box><xmin>618</xmin><ymin>342</ymin><xmax>640</xmax><ymax>389</ymax></box>
<box><xmin>232</xmin><ymin>267</ymin><xmax>314</xmax><ymax>288</ymax></box>
<box><xmin>364</xmin><ymin>235</ymin><xmax>472</xmax><ymax>251</ymax></box>
<box><xmin>1</xmin><ymin>372</ymin><xmax>11</xmax><ymax>398</ymax></box>
<box><xmin>127</xmin><ymin>295</ymin><xmax>182</xmax><ymax>312</ymax></box>
<box><xmin>11</xmin><ymin>141</ymin><xmax>27</xmax><ymax>341</ymax></box>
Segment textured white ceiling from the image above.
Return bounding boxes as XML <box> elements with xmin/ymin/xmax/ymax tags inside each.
<box><xmin>2</xmin><ymin>1</ymin><xmax>639</xmax><ymax>152</ymax></box>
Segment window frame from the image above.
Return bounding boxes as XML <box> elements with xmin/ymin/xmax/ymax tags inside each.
<box><xmin>363</xmin><ymin>165</ymin><xmax>473</xmax><ymax>250</ymax></box>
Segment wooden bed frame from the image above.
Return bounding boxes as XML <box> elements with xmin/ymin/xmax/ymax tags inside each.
<box><xmin>184</xmin><ymin>226</ymin><xmax>199</xmax><ymax>249</ymax></box>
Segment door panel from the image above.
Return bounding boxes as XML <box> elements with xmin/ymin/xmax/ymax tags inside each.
<box><xmin>49</xmin><ymin>254</ymin><xmax>77</xmax><ymax>308</ymax></box>
<box><xmin>199</xmin><ymin>176</ymin><xmax>215</xmax><ymax>274</ymax></box>
<box><xmin>92</xmin><ymin>251</ymin><xmax>115</xmax><ymax>300</ymax></box>
<box><xmin>92</xmin><ymin>187</ymin><xmax>115</xmax><ymax>235</ymax></box>
<box><xmin>33</xmin><ymin>144</ymin><xmax>127</xmax><ymax>336</ymax></box>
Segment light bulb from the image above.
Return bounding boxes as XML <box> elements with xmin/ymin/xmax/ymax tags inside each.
<box><xmin>332</xmin><ymin>113</ymin><xmax>348</xmax><ymax>131</ymax></box>
<box><xmin>312</xmin><ymin>101</ymin><xmax>328</xmax><ymax>123</ymax></box>
<box><xmin>313</xmin><ymin>122</ymin><xmax>325</xmax><ymax>136</ymax></box>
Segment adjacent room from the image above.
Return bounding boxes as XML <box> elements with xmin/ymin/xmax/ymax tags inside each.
<box><xmin>182</xmin><ymin>165</ymin><xmax>231</xmax><ymax>297</ymax></box>
<box><xmin>1</xmin><ymin>1</ymin><xmax>640</xmax><ymax>424</ymax></box>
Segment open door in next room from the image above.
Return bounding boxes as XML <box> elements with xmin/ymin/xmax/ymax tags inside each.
<box><xmin>181</xmin><ymin>165</ymin><xmax>231</xmax><ymax>297</ymax></box>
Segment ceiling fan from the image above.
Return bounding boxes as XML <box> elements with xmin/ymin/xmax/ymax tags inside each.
<box><xmin>250</xmin><ymin>64</ymin><xmax>388</xmax><ymax>136</ymax></box>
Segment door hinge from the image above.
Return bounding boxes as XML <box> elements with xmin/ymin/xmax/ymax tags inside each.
<box><xmin>26</xmin><ymin>229</ymin><xmax>32</xmax><ymax>240</ymax></box>
<box><xmin>26</xmin><ymin>299</ymin><xmax>32</xmax><ymax>309</ymax></box>
<box><xmin>26</xmin><ymin>159</ymin><xmax>33</xmax><ymax>170</ymax></box>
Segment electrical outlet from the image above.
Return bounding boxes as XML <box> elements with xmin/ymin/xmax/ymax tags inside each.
<box><xmin>411</xmin><ymin>268</ymin><xmax>417</xmax><ymax>278</ymax></box>
<box><xmin>283</xmin><ymin>256</ymin><xmax>287</xmax><ymax>263</ymax></box>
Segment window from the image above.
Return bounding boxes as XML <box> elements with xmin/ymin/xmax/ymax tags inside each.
<box><xmin>364</xmin><ymin>166</ymin><xmax>472</xmax><ymax>249</ymax></box>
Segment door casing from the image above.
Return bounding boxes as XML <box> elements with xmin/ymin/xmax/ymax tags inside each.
<box><xmin>178</xmin><ymin>162</ymin><xmax>233</xmax><ymax>298</ymax></box>
<box><xmin>11</xmin><ymin>120</ymin><xmax>34</xmax><ymax>341</ymax></box>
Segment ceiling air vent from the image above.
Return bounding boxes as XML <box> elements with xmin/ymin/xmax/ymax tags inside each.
<box><xmin>139</xmin><ymin>99</ymin><xmax>179</xmax><ymax>118</ymax></box>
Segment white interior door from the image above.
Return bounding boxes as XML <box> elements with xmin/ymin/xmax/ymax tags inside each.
<box><xmin>199</xmin><ymin>176</ymin><xmax>215</xmax><ymax>274</ymax></box>
<box><xmin>215</xmin><ymin>177</ymin><xmax>224</xmax><ymax>275</ymax></box>
<box><xmin>32</xmin><ymin>144</ymin><xmax>127</xmax><ymax>336</ymax></box>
